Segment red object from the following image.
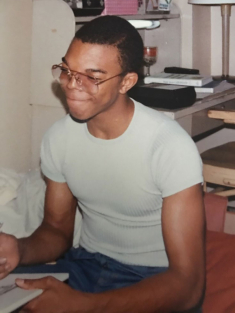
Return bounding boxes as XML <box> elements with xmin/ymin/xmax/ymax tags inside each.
<box><xmin>204</xmin><ymin>230</ymin><xmax>235</xmax><ymax>313</ymax></box>
<box><xmin>102</xmin><ymin>0</ymin><xmax>138</xmax><ymax>15</ymax></box>
<box><xmin>204</xmin><ymin>192</ymin><xmax>227</xmax><ymax>232</ymax></box>
<box><xmin>203</xmin><ymin>192</ymin><xmax>235</xmax><ymax>312</ymax></box>
<box><xmin>144</xmin><ymin>46</ymin><xmax>157</xmax><ymax>57</ymax></box>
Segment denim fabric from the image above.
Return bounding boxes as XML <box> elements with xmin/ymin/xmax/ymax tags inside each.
<box><xmin>61</xmin><ymin>247</ymin><xmax>169</xmax><ymax>292</ymax></box>
<box><xmin>13</xmin><ymin>247</ymin><xmax>202</xmax><ymax>312</ymax></box>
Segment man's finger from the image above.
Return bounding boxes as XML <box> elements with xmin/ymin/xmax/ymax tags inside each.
<box><xmin>15</xmin><ymin>277</ymin><xmax>48</xmax><ymax>290</ymax></box>
<box><xmin>16</xmin><ymin>276</ymin><xmax>57</xmax><ymax>290</ymax></box>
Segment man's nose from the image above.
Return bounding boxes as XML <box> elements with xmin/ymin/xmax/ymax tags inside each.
<box><xmin>66</xmin><ymin>75</ymin><xmax>83</xmax><ymax>91</ymax></box>
<box><xmin>66</xmin><ymin>75</ymin><xmax>77</xmax><ymax>89</ymax></box>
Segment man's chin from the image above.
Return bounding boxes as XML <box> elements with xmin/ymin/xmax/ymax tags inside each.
<box><xmin>69</xmin><ymin>113</ymin><xmax>91</xmax><ymax>123</ymax></box>
<box><xmin>66</xmin><ymin>98</ymin><xmax>93</xmax><ymax>122</ymax></box>
<box><xmin>69</xmin><ymin>107</ymin><xmax>99</xmax><ymax>123</ymax></box>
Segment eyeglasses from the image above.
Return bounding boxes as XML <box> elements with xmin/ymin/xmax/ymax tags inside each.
<box><xmin>51</xmin><ymin>64</ymin><xmax>124</xmax><ymax>95</ymax></box>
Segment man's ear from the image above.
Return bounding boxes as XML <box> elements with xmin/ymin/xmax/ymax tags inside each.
<box><xmin>119</xmin><ymin>72</ymin><xmax>138</xmax><ymax>94</ymax></box>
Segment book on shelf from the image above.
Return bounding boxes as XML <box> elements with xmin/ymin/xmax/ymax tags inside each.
<box><xmin>195</xmin><ymin>80</ymin><xmax>235</xmax><ymax>99</ymax></box>
<box><xmin>194</xmin><ymin>80</ymin><xmax>222</xmax><ymax>93</ymax></box>
<box><xmin>196</xmin><ymin>80</ymin><xmax>235</xmax><ymax>93</ymax></box>
<box><xmin>144</xmin><ymin>73</ymin><xmax>213</xmax><ymax>87</ymax></box>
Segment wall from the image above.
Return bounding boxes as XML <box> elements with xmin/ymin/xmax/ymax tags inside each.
<box><xmin>192</xmin><ymin>5</ymin><xmax>211</xmax><ymax>75</ymax></box>
<box><xmin>0</xmin><ymin>0</ymin><xmax>33</xmax><ymax>172</ymax></box>
<box><xmin>30</xmin><ymin>0</ymin><xmax>75</xmax><ymax>169</ymax></box>
<box><xmin>144</xmin><ymin>17</ymin><xmax>181</xmax><ymax>74</ymax></box>
<box><xmin>0</xmin><ymin>0</ymin><xmax>75</xmax><ymax>171</ymax></box>
<box><xmin>211</xmin><ymin>6</ymin><xmax>235</xmax><ymax>76</ymax></box>
<box><xmin>172</xmin><ymin>0</ymin><xmax>193</xmax><ymax>69</ymax></box>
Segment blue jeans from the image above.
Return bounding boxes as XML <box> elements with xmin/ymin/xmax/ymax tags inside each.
<box><xmin>14</xmin><ymin>247</ymin><xmax>202</xmax><ymax>312</ymax></box>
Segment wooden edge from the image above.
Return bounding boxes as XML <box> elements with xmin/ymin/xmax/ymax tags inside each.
<box><xmin>224</xmin><ymin>119</ymin><xmax>235</xmax><ymax>124</ymax></box>
<box><xmin>207</xmin><ymin>110</ymin><xmax>235</xmax><ymax>123</ymax></box>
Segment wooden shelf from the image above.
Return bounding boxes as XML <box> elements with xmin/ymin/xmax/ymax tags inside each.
<box><xmin>75</xmin><ymin>13</ymin><xmax>180</xmax><ymax>23</ymax></box>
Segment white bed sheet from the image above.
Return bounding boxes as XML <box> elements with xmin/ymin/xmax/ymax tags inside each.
<box><xmin>0</xmin><ymin>168</ymin><xmax>81</xmax><ymax>247</ymax></box>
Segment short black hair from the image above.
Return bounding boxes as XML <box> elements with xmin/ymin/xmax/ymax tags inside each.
<box><xmin>74</xmin><ymin>15</ymin><xmax>144</xmax><ymax>75</ymax></box>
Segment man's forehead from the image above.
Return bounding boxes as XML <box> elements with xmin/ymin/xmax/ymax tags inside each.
<box><xmin>64</xmin><ymin>40</ymin><xmax>122</xmax><ymax>72</ymax></box>
<box><xmin>69</xmin><ymin>39</ymin><xmax>114</xmax><ymax>50</ymax></box>
<box><xmin>62</xmin><ymin>56</ymin><xmax>107</xmax><ymax>74</ymax></box>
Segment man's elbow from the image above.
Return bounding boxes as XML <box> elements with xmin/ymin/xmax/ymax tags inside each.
<box><xmin>182</xmin><ymin>273</ymin><xmax>206</xmax><ymax>311</ymax></box>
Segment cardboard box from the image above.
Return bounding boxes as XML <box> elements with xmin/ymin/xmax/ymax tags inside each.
<box><xmin>102</xmin><ymin>0</ymin><xmax>138</xmax><ymax>15</ymax></box>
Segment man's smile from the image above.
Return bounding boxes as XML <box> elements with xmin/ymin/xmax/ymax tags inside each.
<box><xmin>66</xmin><ymin>96</ymin><xmax>91</xmax><ymax>102</ymax></box>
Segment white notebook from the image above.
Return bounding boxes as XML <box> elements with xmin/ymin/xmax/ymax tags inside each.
<box><xmin>144</xmin><ymin>73</ymin><xmax>213</xmax><ymax>87</ymax></box>
<box><xmin>0</xmin><ymin>273</ymin><xmax>69</xmax><ymax>313</ymax></box>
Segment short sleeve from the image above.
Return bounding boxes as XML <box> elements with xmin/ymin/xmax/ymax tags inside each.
<box><xmin>152</xmin><ymin>121</ymin><xmax>203</xmax><ymax>198</ymax></box>
<box><xmin>40</xmin><ymin>121</ymin><xmax>67</xmax><ymax>183</ymax></box>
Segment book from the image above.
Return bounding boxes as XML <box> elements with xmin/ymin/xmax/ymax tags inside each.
<box><xmin>144</xmin><ymin>73</ymin><xmax>213</xmax><ymax>87</ymax></box>
<box><xmin>194</xmin><ymin>80</ymin><xmax>222</xmax><ymax>93</ymax></box>
<box><xmin>195</xmin><ymin>80</ymin><xmax>235</xmax><ymax>94</ymax></box>
<box><xmin>0</xmin><ymin>272</ymin><xmax>69</xmax><ymax>313</ymax></box>
<box><xmin>195</xmin><ymin>81</ymin><xmax>235</xmax><ymax>99</ymax></box>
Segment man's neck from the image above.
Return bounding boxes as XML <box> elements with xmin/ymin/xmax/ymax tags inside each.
<box><xmin>87</xmin><ymin>97</ymin><xmax>134</xmax><ymax>140</ymax></box>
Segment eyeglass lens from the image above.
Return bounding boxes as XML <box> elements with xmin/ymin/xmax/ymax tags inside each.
<box><xmin>52</xmin><ymin>66</ymin><xmax>99</xmax><ymax>95</ymax></box>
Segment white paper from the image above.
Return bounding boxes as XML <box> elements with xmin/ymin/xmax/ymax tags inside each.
<box><xmin>0</xmin><ymin>273</ymin><xmax>69</xmax><ymax>313</ymax></box>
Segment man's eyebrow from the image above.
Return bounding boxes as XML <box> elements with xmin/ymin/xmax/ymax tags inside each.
<box><xmin>61</xmin><ymin>58</ymin><xmax>107</xmax><ymax>74</ymax></box>
<box><xmin>86</xmin><ymin>69</ymin><xmax>107</xmax><ymax>74</ymax></box>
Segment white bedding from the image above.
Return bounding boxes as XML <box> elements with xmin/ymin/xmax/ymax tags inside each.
<box><xmin>0</xmin><ymin>168</ymin><xmax>21</xmax><ymax>206</ymax></box>
<box><xmin>0</xmin><ymin>168</ymin><xmax>81</xmax><ymax>247</ymax></box>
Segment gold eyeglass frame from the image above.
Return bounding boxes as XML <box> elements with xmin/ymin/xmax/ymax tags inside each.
<box><xmin>52</xmin><ymin>64</ymin><xmax>125</xmax><ymax>93</ymax></box>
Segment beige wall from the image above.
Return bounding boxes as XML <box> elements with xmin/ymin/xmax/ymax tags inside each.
<box><xmin>144</xmin><ymin>17</ymin><xmax>181</xmax><ymax>74</ymax></box>
<box><xmin>0</xmin><ymin>0</ymin><xmax>74</xmax><ymax>172</ymax></box>
<box><xmin>30</xmin><ymin>0</ymin><xmax>75</xmax><ymax>169</ymax></box>
<box><xmin>192</xmin><ymin>5</ymin><xmax>211</xmax><ymax>75</ymax></box>
<box><xmin>173</xmin><ymin>0</ymin><xmax>193</xmax><ymax>69</ymax></box>
<box><xmin>0</xmin><ymin>0</ymin><xmax>33</xmax><ymax>172</ymax></box>
<box><xmin>174</xmin><ymin>1</ymin><xmax>235</xmax><ymax>76</ymax></box>
<box><xmin>211</xmin><ymin>6</ymin><xmax>235</xmax><ymax>76</ymax></box>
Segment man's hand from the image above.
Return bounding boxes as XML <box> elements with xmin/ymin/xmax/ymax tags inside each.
<box><xmin>16</xmin><ymin>277</ymin><xmax>88</xmax><ymax>313</ymax></box>
<box><xmin>0</xmin><ymin>233</ymin><xmax>20</xmax><ymax>279</ymax></box>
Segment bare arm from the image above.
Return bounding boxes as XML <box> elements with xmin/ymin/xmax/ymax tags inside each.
<box><xmin>76</xmin><ymin>184</ymin><xmax>206</xmax><ymax>313</ymax></box>
<box><xmin>18</xmin><ymin>178</ymin><xmax>77</xmax><ymax>265</ymax></box>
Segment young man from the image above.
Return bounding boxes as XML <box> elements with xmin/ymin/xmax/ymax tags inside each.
<box><xmin>0</xmin><ymin>16</ymin><xmax>205</xmax><ymax>313</ymax></box>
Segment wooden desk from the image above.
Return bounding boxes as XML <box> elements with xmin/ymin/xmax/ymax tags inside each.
<box><xmin>157</xmin><ymin>87</ymin><xmax>235</xmax><ymax>138</ymax></box>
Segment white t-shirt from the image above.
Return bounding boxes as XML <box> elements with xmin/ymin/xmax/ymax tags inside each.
<box><xmin>41</xmin><ymin>100</ymin><xmax>203</xmax><ymax>267</ymax></box>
